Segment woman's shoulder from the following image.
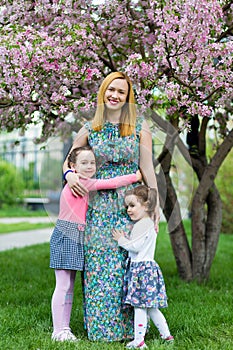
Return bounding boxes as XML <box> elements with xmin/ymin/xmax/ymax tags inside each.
<box><xmin>83</xmin><ymin>121</ymin><xmax>92</xmax><ymax>132</ymax></box>
<box><xmin>136</xmin><ymin>115</ymin><xmax>144</xmax><ymax>127</ymax></box>
<box><xmin>72</xmin><ymin>125</ymin><xmax>89</xmax><ymax>146</ymax></box>
<box><xmin>135</xmin><ymin>116</ymin><xmax>148</xmax><ymax>134</ymax></box>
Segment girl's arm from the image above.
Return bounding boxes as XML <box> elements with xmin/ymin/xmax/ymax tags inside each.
<box><xmin>63</xmin><ymin>126</ymin><xmax>89</xmax><ymax>197</ymax></box>
<box><xmin>113</xmin><ymin>221</ymin><xmax>152</xmax><ymax>253</ymax></box>
<box><xmin>81</xmin><ymin>170</ymin><xmax>141</xmax><ymax>191</ymax></box>
<box><xmin>139</xmin><ymin>120</ymin><xmax>160</xmax><ymax>231</ymax></box>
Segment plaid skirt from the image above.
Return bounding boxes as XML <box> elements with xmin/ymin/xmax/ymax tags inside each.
<box><xmin>123</xmin><ymin>260</ymin><xmax>168</xmax><ymax>308</ymax></box>
<box><xmin>50</xmin><ymin>219</ymin><xmax>85</xmax><ymax>270</ymax></box>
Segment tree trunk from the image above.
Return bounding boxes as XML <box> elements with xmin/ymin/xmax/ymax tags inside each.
<box><xmin>157</xmin><ymin>117</ymin><xmax>192</xmax><ymax>281</ymax></box>
<box><xmin>204</xmin><ymin>184</ymin><xmax>222</xmax><ymax>277</ymax></box>
<box><xmin>159</xmin><ymin>170</ymin><xmax>193</xmax><ymax>281</ymax></box>
<box><xmin>151</xmin><ymin>111</ymin><xmax>233</xmax><ymax>282</ymax></box>
<box><xmin>191</xmin><ymin>128</ymin><xmax>233</xmax><ymax>281</ymax></box>
<box><xmin>191</xmin><ymin>184</ymin><xmax>222</xmax><ymax>281</ymax></box>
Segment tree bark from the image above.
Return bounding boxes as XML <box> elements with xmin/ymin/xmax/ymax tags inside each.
<box><xmin>191</xmin><ymin>128</ymin><xmax>233</xmax><ymax>281</ymax></box>
<box><xmin>204</xmin><ymin>184</ymin><xmax>222</xmax><ymax>277</ymax></box>
<box><xmin>151</xmin><ymin>111</ymin><xmax>233</xmax><ymax>282</ymax></box>
<box><xmin>157</xmin><ymin>117</ymin><xmax>192</xmax><ymax>281</ymax></box>
<box><xmin>159</xmin><ymin>170</ymin><xmax>193</xmax><ymax>280</ymax></box>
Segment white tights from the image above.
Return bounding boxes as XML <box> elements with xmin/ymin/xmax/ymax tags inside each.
<box><xmin>134</xmin><ymin>307</ymin><xmax>171</xmax><ymax>343</ymax></box>
<box><xmin>51</xmin><ymin>269</ymin><xmax>76</xmax><ymax>335</ymax></box>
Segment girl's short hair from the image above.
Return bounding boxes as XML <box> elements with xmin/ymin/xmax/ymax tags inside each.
<box><xmin>125</xmin><ymin>185</ymin><xmax>157</xmax><ymax>217</ymax></box>
<box><xmin>92</xmin><ymin>71</ymin><xmax>137</xmax><ymax>137</ymax></box>
<box><xmin>67</xmin><ymin>145</ymin><xmax>94</xmax><ymax>168</ymax></box>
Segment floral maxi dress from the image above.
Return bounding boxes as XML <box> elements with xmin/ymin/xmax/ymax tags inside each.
<box><xmin>83</xmin><ymin>119</ymin><xmax>143</xmax><ymax>341</ymax></box>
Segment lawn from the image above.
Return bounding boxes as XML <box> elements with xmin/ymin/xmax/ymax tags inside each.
<box><xmin>0</xmin><ymin>222</ymin><xmax>232</xmax><ymax>350</ymax></box>
<box><xmin>0</xmin><ymin>222</ymin><xmax>54</xmax><ymax>234</ymax></box>
<box><xmin>0</xmin><ymin>205</ymin><xmax>54</xmax><ymax>233</ymax></box>
<box><xmin>0</xmin><ymin>205</ymin><xmax>48</xmax><ymax>218</ymax></box>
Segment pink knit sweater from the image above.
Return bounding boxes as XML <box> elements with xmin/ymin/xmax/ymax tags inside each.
<box><xmin>58</xmin><ymin>174</ymin><xmax>138</xmax><ymax>225</ymax></box>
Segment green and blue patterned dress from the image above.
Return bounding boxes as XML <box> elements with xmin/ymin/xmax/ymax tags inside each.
<box><xmin>83</xmin><ymin>119</ymin><xmax>143</xmax><ymax>341</ymax></box>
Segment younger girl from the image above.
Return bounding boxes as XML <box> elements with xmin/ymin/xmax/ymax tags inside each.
<box><xmin>113</xmin><ymin>185</ymin><xmax>174</xmax><ymax>349</ymax></box>
<box><xmin>50</xmin><ymin>145</ymin><xmax>141</xmax><ymax>342</ymax></box>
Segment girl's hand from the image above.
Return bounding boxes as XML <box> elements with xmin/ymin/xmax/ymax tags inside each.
<box><xmin>136</xmin><ymin>169</ymin><xmax>142</xmax><ymax>182</ymax></box>
<box><xmin>66</xmin><ymin>172</ymin><xmax>88</xmax><ymax>197</ymax></box>
<box><xmin>112</xmin><ymin>229</ymin><xmax>125</xmax><ymax>241</ymax></box>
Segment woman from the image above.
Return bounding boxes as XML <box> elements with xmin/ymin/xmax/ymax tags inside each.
<box><xmin>63</xmin><ymin>72</ymin><xmax>159</xmax><ymax>341</ymax></box>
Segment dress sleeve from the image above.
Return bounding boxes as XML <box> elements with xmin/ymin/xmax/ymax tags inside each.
<box><xmin>80</xmin><ymin>174</ymin><xmax>138</xmax><ymax>191</ymax></box>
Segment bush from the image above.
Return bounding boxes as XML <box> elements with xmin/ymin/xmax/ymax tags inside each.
<box><xmin>40</xmin><ymin>153</ymin><xmax>63</xmax><ymax>191</ymax></box>
<box><xmin>0</xmin><ymin>159</ymin><xmax>25</xmax><ymax>208</ymax></box>
<box><xmin>215</xmin><ymin>152</ymin><xmax>233</xmax><ymax>234</ymax></box>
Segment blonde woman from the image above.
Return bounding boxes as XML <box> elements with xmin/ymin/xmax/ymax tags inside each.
<box><xmin>63</xmin><ymin>72</ymin><xmax>159</xmax><ymax>342</ymax></box>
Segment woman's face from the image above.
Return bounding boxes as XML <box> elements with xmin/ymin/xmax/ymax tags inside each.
<box><xmin>104</xmin><ymin>78</ymin><xmax>129</xmax><ymax>112</ymax></box>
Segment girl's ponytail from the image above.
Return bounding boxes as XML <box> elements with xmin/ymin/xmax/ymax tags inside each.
<box><xmin>147</xmin><ymin>187</ymin><xmax>157</xmax><ymax>216</ymax></box>
<box><xmin>125</xmin><ymin>185</ymin><xmax>157</xmax><ymax>218</ymax></box>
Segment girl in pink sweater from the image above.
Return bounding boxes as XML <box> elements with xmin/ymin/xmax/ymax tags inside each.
<box><xmin>50</xmin><ymin>145</ymin><xmax>141</xmax><ymax>342</ymax></box>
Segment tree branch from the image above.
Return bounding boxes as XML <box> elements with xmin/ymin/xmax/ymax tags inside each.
<box><xmin>199</xmin><ymin>116</ymin><xmax>209</xmax><ymax>156</ymax></box>
<box><xmin>196</xmin><ymin>128</ymin><xmax>233</xmax><ymax>203</ymax></box>
<box><xmin>216</xmin><ymin>24</ymin><xmax>233</xmax><ymax>42</ymax></box>
<box><xmin>222</xmin><ymin>0</ymin><xmax>233</xmax><ymax>12</ymax></box>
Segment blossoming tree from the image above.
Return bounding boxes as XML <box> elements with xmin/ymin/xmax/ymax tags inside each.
<box><xmin>1</xmin><ymin>0</ymin><xmax>233</xmax><ymax>281</ymax></box>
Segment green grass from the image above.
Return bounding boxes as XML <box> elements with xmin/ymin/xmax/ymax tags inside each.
<box><xmin>0</xmin><ymin>222</ymin><xmax>232</xmax><ymax>350</ymax></box>
<box><xmin>0</xmin><ymin>222</ymin><xmax>54</xmax><ymax>234</ymax></box>
<box><xmin>0</xmin><ymin>205</ymin><xmax>48</xmax><ymax>217</ymax></box>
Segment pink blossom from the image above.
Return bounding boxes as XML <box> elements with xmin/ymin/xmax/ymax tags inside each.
<box><xmin>0</xmin><ymin>0</ymin><xmax>232</xmax><ymax>140</ymax></box>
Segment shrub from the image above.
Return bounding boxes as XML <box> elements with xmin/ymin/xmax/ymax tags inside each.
<box><xmin>215</xmin><ymin>152</ymin><xmax>233</xmax><ymax>234</ymax></box>
<box><xmin>0</xmin><ymin>159</ymin><xmax>25</xmax><ymax>208</ymax></box>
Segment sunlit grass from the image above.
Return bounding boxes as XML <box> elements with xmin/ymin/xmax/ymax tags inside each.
<box><xmin>0</xmin><ymin>222</ymin><xmax>53</xmax><ymax>234</ymax></box>
<box><xmin>0</xmin><ymin>205</ymin><xmax>48</xmax><ymax>217</ymax></box>
<box><xmin>0</xmin><ymin>221</ymin><xmax>232</xmax><ymax>350</ymax></box>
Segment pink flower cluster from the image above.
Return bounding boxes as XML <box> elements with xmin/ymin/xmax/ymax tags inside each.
<box><xmin>0</xmin><ymin>0</ymin><xmax>232</xmax><ymax>139</ymax></box>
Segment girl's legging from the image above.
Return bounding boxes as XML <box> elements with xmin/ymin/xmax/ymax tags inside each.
<box><xmin>134</xmin><ymin>307</ymin><xmax>171</xmax><ymax>342</ymax></box>
<box><xmin>51</xmin><ymin>269</ymin><xmax>76</xmax><ymax>335</ymax></box>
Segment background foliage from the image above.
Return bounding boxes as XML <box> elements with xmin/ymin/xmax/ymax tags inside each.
<box><xmin>0</xmin><ymin>159</ymin><xmax>24</xmax><ymax>208</ymax></box>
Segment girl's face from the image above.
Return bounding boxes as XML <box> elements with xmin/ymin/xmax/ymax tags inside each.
<box><xmin>72</xmin><ymin>150</ymin><xmax>96</xmax><ymax>178</ymax></box>
<box><xmin>104</xmin><ymin>78</ymin><xmax>129</xmax><ymax>112</ymax></box>
<box><xmin>125</xmin><ymin>194</ymin><xmax>148</xmax><ymax>221</ymax></box>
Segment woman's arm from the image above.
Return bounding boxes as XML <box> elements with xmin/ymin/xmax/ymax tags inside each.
<box><xmin>139</xmin><ymin>120</ymin><xmax>160</xmax><ymax>230</ymax></box>
<box><xmin>63</xmin><ymin>126</ymin><xmax>89</xmax><ymax>197</ymax></box>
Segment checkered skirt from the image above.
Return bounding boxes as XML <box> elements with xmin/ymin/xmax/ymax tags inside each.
<box><xmin>50</xmin><ymin>219</ymin><xmax>85</xmax><ymax>270</ymax></box>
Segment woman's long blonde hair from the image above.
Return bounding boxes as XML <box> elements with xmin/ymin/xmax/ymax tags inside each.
<box><xmin>92</xmin><ymin>72</ymin><xmax>137</xmax><ymax>137</ymax></box>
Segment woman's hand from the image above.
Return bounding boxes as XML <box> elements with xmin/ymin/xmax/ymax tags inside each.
<box><xmin>66</xmin><ymin>172</ymin><xmax>88</xmax><ymax>197</ymax></box>
<box><xmin>136</xmin><ymin>169</ymin><xmax>142</xmax><ymax>182</ymax></box>
<box><xmin>112</xmin><ymin>229</ymin><xmax>125</xmax><ymax>242</ymax></box>
<box><xmin>153</xmin><ymin>209</ymin><xmax>160</xmax><ymax>233</ymax></box>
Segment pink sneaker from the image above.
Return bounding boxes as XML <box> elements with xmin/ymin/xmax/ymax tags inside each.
<box><xmin>163</xmin><ymin>335</ymin><xmax>174</xmax><ymax>343</ymax></box>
